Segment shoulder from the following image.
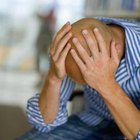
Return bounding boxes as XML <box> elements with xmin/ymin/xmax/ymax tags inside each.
<box><xmin>96</xmin><ymin>17</ymin><xmax>140</xmax><ymax>28</ymax></box>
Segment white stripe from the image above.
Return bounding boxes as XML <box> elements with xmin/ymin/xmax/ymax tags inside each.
<box><xmin>26</xmin><ymin>18</ymin><xmax>140</xmax><ymax>132</ymax></box>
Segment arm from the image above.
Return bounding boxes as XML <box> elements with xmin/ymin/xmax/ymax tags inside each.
<box><xmin>99</xmin><ymin>79</ymin><xmax>140</xmax><ymax>140</ymax></box>
<box><xmin>39</xmin><ymin>22</ymin><xmax>72</xmax><ymax>123</ymax></box>
<box><xmin>27</xmin><ymin>22</ymin><xmax>76</xmax><ymax>132</ymax></box>
<box><xmin>70</xmin><ymin>28</ymin><xmax>140</xmax><ymax>139</ymax></box>
<box><xmin>27</xmin><ymin>76</ymin><xmax>75</xmax><ymax>132</ymax></box>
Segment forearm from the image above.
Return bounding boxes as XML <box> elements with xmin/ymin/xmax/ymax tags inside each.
<box><xmin>39</xmin><ymin>71</ymin><xmax>62</xmax><ymax>124</ymax></box>
<box><xmin>100</xmin><ymin>81</ymin><xmax>140</xmax><ymax>139</ymax></box>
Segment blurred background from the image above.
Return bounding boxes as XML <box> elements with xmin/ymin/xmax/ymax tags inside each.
<box><xmin>0</xmin><ymin>0</ymin><xmax>139</xmax><ymax>139</ymax></box>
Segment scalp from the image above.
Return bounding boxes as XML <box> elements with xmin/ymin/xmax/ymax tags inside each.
<box><xmin>65</xmin><ymin>18</ymin><xmax>112</xmax><ymax>84</ymax></box>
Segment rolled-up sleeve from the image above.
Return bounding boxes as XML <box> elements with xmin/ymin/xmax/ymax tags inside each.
<box><xmin>26</xmin><ymin>76</ymin><xmax>75</xmax><ymax>132</ymax></box>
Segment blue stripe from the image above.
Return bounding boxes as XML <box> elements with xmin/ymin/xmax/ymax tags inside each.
<box><xmin>127</xmin><ymin>29</ymin><xmax>140</xmax><ymax>65</ymax></box>
<box><xmin>26</xmin><ymin>18</ymin><xmax>140</xmax><ymax>133</ymax></box>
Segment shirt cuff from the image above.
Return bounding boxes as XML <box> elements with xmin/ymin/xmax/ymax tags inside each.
<box><xmin>27</xmin><ymin>93</ymin><xmax>68</xmax><ymax>132</ymax></box>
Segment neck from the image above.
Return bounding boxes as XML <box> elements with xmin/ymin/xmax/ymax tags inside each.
<box><xmin>108</xmin><ymin>24</ymin><xmax>125</xmax><ymax>59</ymax></box>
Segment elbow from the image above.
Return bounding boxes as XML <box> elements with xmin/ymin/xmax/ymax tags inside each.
<box><xmin>125</xmin><ymin>130</ymin><xmax>139</xmax><ymax>140</ymax></box>
<box><xmin>40</xmin><ymin>107</ymin><xmax>59</xmax><ymax>125</ymax></box>
<box><xmin>44</xmin><ymin>116</ymin><xmax>57</xmax><ymax>124</ymax></box>
<box><xmin>126</xmin><ymin>135</ymin><xmax>136</xmax><ymax>140</ymax></box>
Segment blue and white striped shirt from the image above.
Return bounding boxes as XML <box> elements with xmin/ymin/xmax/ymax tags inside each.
<box><xmin>27</xmin><ymin>18</ymin><xmax>140</xmax><ymax>139</ymax></box>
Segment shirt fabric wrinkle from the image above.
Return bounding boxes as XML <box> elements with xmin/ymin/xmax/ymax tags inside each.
<box><xmin>26</xmin><ymin>17</ymin><xmax>140</xmax><ymax>139</ymax></box>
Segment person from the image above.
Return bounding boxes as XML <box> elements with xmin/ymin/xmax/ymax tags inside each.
<box><xmin>16</xmin><ymin>18</ymin><xmax>140</xmax><ymax>140</ymax></box>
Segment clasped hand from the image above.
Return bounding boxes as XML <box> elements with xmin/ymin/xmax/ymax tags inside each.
<box><xmin>70</xmin><ymin>28</ymin><xmax>120</xmax><ymax>92</ymax></box>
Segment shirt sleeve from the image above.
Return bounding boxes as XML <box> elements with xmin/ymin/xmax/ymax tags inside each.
<box><xmin>136</xmin><ymin>131</ymin><xmax>140</xmax><ymax>140</ymax></box>
<box><xmin>123</xmin><ymin>68</ymin><xmax>140</xmax><ymax>103</ymax></box>
<box><xmin>26</xmin><ymin>76</ymin><xmax>75</xmax><ymax>132</ymax></box>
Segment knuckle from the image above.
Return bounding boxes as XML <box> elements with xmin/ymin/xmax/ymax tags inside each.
<box><xmin>100</xmin><ymin>39</ymin><xmax>106</xmax><ymax>45</ymax></box>
<box><xmin>86</xmin><ymin>33</ymin><xmax>91</xmax><ymax>39</ymax></box>
<box><xmin>55</xmin><ymin>62</ymin><xmax>60</xmax><ymax>68</ymax></box>
<box><xmin>52</xmin><ymin>55</ymin><xmax>56</xmax><ymax>62</ymax></box>
<box><xmin>89</xmin><ymin>40</ymin><xmax>94</xmax><ymax>46</ymax></box>
<box><xmin>62</xmin><ymin>23</ymin><xmax>68</xmax><ymax>29</ymax></box>
<box><xmin>63</xmin><ymin>32</ymin><xmax>71</xmax><ymax>40</ymax></box>
<box><xmin>82</xmin><ymin>68</ymin><xmax>87</xmax><ymax>74</ymax></box>
<box><xmin>59</xmin><ymin>52</ymin><xmax>63</xmax><ymax>58</ymax></box>
<box><xmin>60</xmin><ymin>51</ymin><xmax>66</xmax><ymax>58</ymax></box>
<box><xmin>56</xmin><ymin>29</ymin><xmax>62</xmax><ymax>36</ymax></box>
<box><xmin>80</xmin><ymin>51</ymin><xmax>85</xmax><ymax>57</ymax></box>
<box><xmin>54</xmin><ymin>35</ymin><xmax>59</xmax><ymax>43</ymax></box>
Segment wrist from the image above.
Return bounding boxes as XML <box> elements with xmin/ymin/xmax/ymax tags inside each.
<box><xmin>97</xmin><ymin>79</ymin><xmax>118</xmax><ymax>97</ymax></box>
<box><xmin>48</xmin><ymin>71</ymin><xmax>63</xmax><ymax>84</ymax></box>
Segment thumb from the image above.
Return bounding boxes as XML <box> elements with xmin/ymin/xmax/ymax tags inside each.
<box><xmin>111</xmin><ymin>41</ymin><xmax>120</xmax><ymax>66</ymax></box>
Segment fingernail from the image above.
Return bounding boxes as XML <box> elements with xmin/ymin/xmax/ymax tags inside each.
<box><xmin>66</xmin><ymin>21</ymin><xmax>70</xmax><ymax>25</ymax></box>
<box><xmin>72</xmin><ymin>38</ymin><xmax>77</xmax><ymax>43</ymax></box>
<box><xmin>70</xmin><ymin>49</ymin><xmax>75</xmax><ymax>53</ymax></box>
<box><xmin>82</xmin><ymin>30</ymin><xmax>88</xmax><ymax>35</ymax></box>
<box><xmin>68</xmin><ymin>32</ymin><xmax>72</xmax><ymax>37</ymax></box>
<box><xmin>112</xmin><ymin>40</ymin><xmax>115</xmax><ymax>45</ymax></box>
<box><xmin>94</xmin><ymin>28</ymin><xmax>98</xmax><ymax>32</ymax></box>
<box><xmin>67</xmin><ymin>43</ymin><xmax>71</xmax><ymax>47</ymax></box>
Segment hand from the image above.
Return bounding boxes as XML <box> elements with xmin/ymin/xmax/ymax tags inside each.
<box><xmin>70</xmin><ymin>28</ymin><xmax>120</xmax><ymax>92</ymax></box>
<box><xmin>49</xmin><ymin>22</ymin><xmax>72</xmax><ymax>81</ymax></box>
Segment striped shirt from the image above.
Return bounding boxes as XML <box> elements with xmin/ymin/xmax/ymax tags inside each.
<box><xmin>27</xmin><ymin>18</ymin><xmax>140</xmax><ymax>139</ymax></box>
<box><xmin>136</xmin><ymin>131</ymin><xmax>140</xmax><ymax>140</ymax></box>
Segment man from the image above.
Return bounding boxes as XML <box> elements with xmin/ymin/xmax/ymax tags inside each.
<box><xmin>17</xmin><ymin>18</ymin><xmax>140</xmax><ymax>140</ymax></box>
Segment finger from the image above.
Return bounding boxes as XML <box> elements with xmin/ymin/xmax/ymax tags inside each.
<box><xmin>82</xmin><ymin>29</ymin><xmax>99</xmax><ymax>58</ymax></box>
<box><xmin>93</xmin><ymin>28</ymin><xmax>108</xmax><ymax>56</ymax></box>
<box><xmin>51</xmin><ymin>22</ymin><xmax>71</xmax><ymax>54</ymax></box>
<box><xmin>111</xmin><ymin>41</ymin><xmax>120</xmax><ymax>65</ymax></box>
<box><xmin>58</xmin><ymin>43</ymin><xmax>71</xmax><ymax>63</ymax></box>
<box><xmin>70</xmin><ymin>49</ymin><xmax>86</xmax><ymax>72</ymax></box>
<box><xmin>72</xmin><ymin>38</ymin><xmax>91</xmax><ymax>65</ymax></box>
<box><xmin>53</xmin><ymin>32</ymin><xmax>72</xmax><ymax>60</ymax></box>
